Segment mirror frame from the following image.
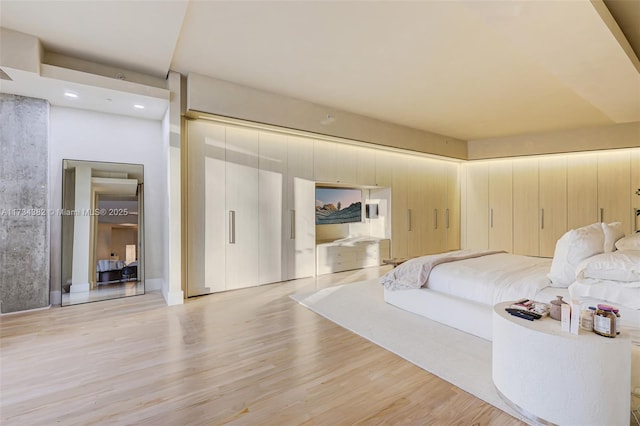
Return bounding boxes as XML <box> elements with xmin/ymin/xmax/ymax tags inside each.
<box><xmin>60</xmin><ymin>159</ymin><xmax>145</xmax><ymax>306</ymax></box>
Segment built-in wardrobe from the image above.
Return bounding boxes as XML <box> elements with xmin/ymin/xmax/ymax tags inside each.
<box><xmin>185</xmin><ymin>119</ymin><xmax>316</xmax><ymax>297</ymax></box>
<box><xmin>462</xmin><ymin>148</ymin><xmax>640</xmax><ymax>256</ymax></box>
<box><xmin>185</xmin><ymin>117</ymin><xmax>463</xmax><ymax>297</ymax></box>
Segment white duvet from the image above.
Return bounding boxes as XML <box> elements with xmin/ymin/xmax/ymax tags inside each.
<box><xmin>381</xmin><ymin>250</ymin><xmax>553</xmax><ymax>306</ymax></box>
<box><xmin>426</xmin><ymin>253</ymin><xmax>553</xmax><ymax>306</ymax></box>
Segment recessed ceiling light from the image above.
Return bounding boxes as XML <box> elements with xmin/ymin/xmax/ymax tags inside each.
<box><xmin>134</xmin><ymin>104</ymin><xmax>145</xmax><ymax>109</ymax></box>
<box><xmin>64</xmin><ymin>92</ymin><xmax>78</xmax><ymax>98</ymax></box>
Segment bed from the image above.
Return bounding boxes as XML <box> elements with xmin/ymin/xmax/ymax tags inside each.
<box><xmin>96</xmin><ymin>260</ymin><xmax>138</xmax><ymax>284</ymax></box>
<box><xmin>381</xmin><ymin>223</ymin><xmax>640</xmax><ymax>344</ymax></box>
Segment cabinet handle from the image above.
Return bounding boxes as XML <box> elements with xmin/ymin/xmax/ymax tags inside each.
<box><xmin>634</xmin><ymin>208</ymin><xmax>638</xmax><ymax>233</ymax></box>
<box><xmin>290</xmin><ymin>209</ymin><xmax>296</xmax><ymax>240</ymax></box>
<box><xmin>599</xmin><ymin>208</ymin><xmax>604</xmax><ymax>223</ymax></box>
<box><xmin>434</xmin><ymin>209</ymin><xmax>438</xmax><ymax>230</ymax></box>
<box><xmin>541</xmin><ymin>208</ymin><xmax>544</xmax><ymax>230</ymax></box>
<box><xmin>445</xmin><ymin>208</ymin><xmax>450</xmax><ymax>229</ymax></box>
<box><xmin>407</xmin><ymin>209</ymin><xmax>412</xmax><ymax>231</ymax></box>
<box><xmin>229</xmin><ymin>210</ymin><xmax>236</xmax><ymax>244</ymax></box>
<box><xmin>490</xmin><ymin>208</ymin><xmax>494</xmax><ymax>228</ymax></box>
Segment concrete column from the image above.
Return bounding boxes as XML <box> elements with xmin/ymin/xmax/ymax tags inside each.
<box><xmin>70</xmin><ymin>165</ymin><xmax>91</xmax><ymax>292</ymax></box>
<box><xmin>0</xmin><ymin>94</ymin><xmax>50</xmax><ymax>313</ymax></box>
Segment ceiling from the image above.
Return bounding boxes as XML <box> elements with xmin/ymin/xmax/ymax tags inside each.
<box><xmin>1</xmin><ymin>0</ymin><xmax>639</xmax><ymax>141</ymax></box>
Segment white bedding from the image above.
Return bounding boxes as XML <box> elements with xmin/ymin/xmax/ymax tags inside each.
<box><xmin>569</xmin><ymin>279</ymin><xmax>640</xmax><ymax>310</ymax></box>
<box><xmin>416</xmin><ymin>252</ymin><xmax>552</xmax><ymax>306</ymax></box>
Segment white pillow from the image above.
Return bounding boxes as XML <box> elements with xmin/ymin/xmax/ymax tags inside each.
<box><xmin>576</xmin><ymin>251</ymin><xmax>640</xmax><ymax>282</ymax></box>
<box><xmin>601</xmin><ymin>222</ymin><xmax>625</xmax><ymax>252</ymax></box>
<box><xmin>548</xmin><ymin>223</ymin><xmax>604</xmax><ymax>287</ymax></box>
<box><xmin>615</xmin><ymin>233</ymin><xmax>640</xmax><ymax>251</ymax></box>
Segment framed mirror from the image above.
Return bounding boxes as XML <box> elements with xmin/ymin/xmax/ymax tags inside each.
<box><xmin>61</xmin><ymin>160</ymin><xmax>144</xmax><ymax>306</ymax></box>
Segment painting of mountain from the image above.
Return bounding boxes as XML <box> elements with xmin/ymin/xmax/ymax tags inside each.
<box><xmin>315</xmin><ymin>187</ymin><xmax>362</xmax><ymax>225</ymax></box>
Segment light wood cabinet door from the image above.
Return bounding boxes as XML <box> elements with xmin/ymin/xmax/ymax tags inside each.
<box><xmin>539</xmin><ymin>156</ymin><xmax>567</xmax><ymax>257</ymax></box>
<box><xmin>185</xmin><ymin>120</ymin><xmax>226</xmax><ymax>296</ymax></box>
<box><xmin>512</xmin><ymin>158</ymin><xmax>539</xmax><ymax>256</ymax></box>
<box><xmin>313</xmin><ymin>140</ymin><xmax>336</xmax><ymax>183</ymax></box>
<box><xmin>355</xmin><ymin>147</ymin><xmax>376</xmax><ymax>186</ymax></box>
<box><xmin>391</xmin><ymin>153</ymin><xmax>408</xmax><ymax>258</ymax></box>
<box><xmin>287</xmin><ymin>135</ymin><xmax>315</xmax><ymax>279</ymax></box>
<box><xmin>424</xmin><ymin>158</ymin><xmax>447</xmax><ymax>254</ymax></box>
<box><xmin>632</xmin><ymin>150</ymin><xmax>640</xmax><ymax>234</ymax></box>
<box><xmin>465</xmin><ymin>162</ymin><xmax>489</xmax><ymax>250</ymax></box>
<box><xmin>225</xmin><ymin>126</ymin><xmax>260</xmax><ymax>290</ymax></box>
<box><xmin>374</xmin><ymin>150</ymin><xmax>392</xmax><ymax>187</ymax></box>
<box><xmin>407</xmin><ymin>156</ymin><xmax>427</xmax><ymax>257</ymax></box>
<box><xmin>445</xmin><ymin>162</ymin><xmax>461</xmax><ymax>251</ymax></box>
<box><xmin>567</xmin><ymin>153</ymin><xmax>598</xmax><ymax>229</ymax></box>
<box><xmin>489</xmin><ymin>161</ymin><xmax>513</xmax><ymax>252</ymax></box>
<box><xmin>598</xmin><ymin>151</ymin><xmax>631</xmax><ymax>234</ymax></box>
<box><xmin>259</xmin><ymin>131</ymin><xmax>287</xmax><ymax>285</ymax></box>
<box><xmin>335</xmin><ymin>143</ymin><xmax>357</xmax><ymax>184</ymax></box>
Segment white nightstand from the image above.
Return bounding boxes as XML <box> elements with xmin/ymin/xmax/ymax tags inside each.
<box><xmin>492</xmin><ymin>301</ymin><xmax>631</xmax><ymax>425</ymax></box>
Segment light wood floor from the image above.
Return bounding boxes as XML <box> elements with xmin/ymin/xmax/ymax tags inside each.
<box><xmin>1</xmin><ymin>266</ymin><xmax>525</xmax><ymax>425</ymax></box>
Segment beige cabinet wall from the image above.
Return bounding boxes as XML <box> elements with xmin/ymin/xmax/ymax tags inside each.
<box><xmin>463</xmin><ymin>149</ymin><xmax>639</xmax><ymax>257</ymax></box>
<box><xmin>187</xmin><ymin>119</ymin><xmax>464</xmax><ymax>293</ymax></box>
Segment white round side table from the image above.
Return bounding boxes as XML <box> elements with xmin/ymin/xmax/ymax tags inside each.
<box><xmin>492</xmin><ymin>301</ymin><xmax>631</xmax><ymax>425</ymax></box>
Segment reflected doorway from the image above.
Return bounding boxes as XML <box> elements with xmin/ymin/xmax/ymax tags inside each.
<box><xmin>61</xmin><ymin>160</ymin><xmax>144</xmax><ymax>306</ymax></box>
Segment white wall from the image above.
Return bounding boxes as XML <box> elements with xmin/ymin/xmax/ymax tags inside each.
<box><xmin>49</xmin><ymin>106</ymin><xmax>167</xmax><ymax>303</ymax></box>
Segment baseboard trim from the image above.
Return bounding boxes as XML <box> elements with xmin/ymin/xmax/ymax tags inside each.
<box><xmin>1</xmin><ymin>304</ymin><xmax>52</xmax><ymax>316</ymax></box>
<box><xmin>163</xmin><ymin>289</ymin><xmax>184</xmax><ymax>306</ymax></box>
<box><xmin>70</xmin><ymin>282</ymin><xmax>90</xmax><ymax>293</ymax></box>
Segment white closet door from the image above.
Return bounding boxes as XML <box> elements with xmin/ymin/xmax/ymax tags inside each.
<box><xmin>335</xmin><ymin>143</ymin><xmax>357</xmax><ymax>184</ymax></box>
<box><xmin>225</xmin><ymin>126</ymin><xmax>260</xmax><ymax>290</ymax></box>
<box><xmin>186</xmin><ymin>120</ymin><xmax>226</xmax><ymax>296</ymax></box>
<box><xmin>287</xmin><ymin>135</ymin><xmax>315</xmax><ymax>279</ymax></box>
<box><xmin>259</xmin><ymin>131</ymin><xmax>287</xmax><ymax>285</ymax></box>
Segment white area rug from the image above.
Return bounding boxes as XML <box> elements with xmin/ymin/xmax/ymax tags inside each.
<box><xmin>291</xmin><ymin>278</ymin><xmax>529</xmax><ymax>424</ymax></box>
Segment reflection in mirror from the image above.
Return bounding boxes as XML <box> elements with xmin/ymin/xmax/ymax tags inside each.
<box><xmin>61</xmin><ymin>160</ymin><xmax>144</xmax><ymax>306</ymax></box>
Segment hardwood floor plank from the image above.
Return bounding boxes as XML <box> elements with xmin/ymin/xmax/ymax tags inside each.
<box><xmin>0</xmin><ymin>266</ymin><xmax>526</xmax><ymax>425</ymax></box>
